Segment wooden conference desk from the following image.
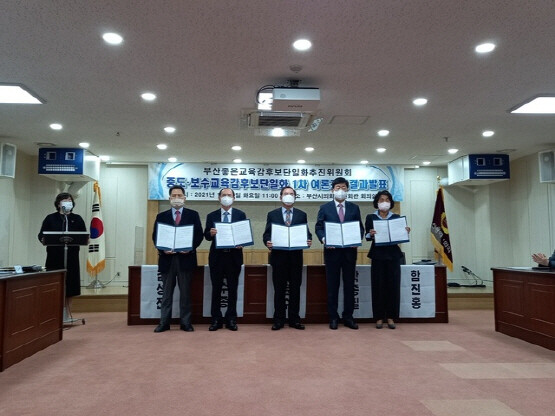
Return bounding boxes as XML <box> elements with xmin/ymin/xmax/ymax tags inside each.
<box><xmin>128</xmin><ymin>265</ymin><xmax>447</xmax><ymax>325</ymax></box>
<box><xmin>0</xmin><ymin>270</ymin><xmax>65</xmax><ymax>371</ymax></box>
<box><xmin>492</xmin><ymin>267</ymin><xmax>555</xmax><ymax>350</ymax></box>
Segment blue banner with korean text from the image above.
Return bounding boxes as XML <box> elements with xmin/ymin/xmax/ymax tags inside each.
<box><xmin>148</xmin><ymin>163</ymin><xmax>404</xmax><ymax>202</ymax></box>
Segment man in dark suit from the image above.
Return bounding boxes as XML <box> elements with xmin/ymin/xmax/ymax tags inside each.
<box><xmin>315</xmin><ymin>177</ymin><xmax>364</xmax><ymax>330</ymax></box>
<box><xmin>263</xmin><ymin>186</ymin><xmax>312</xmax><ymax>330</ymax></box>
<box><xmin>152</xmin><ymin>185</ymin><xmax>203</xmax><ymax>333</ymax></box>
<box><xmin>204</xmin><ymin>188</ymin><xmax>246</xmax><ymax>331</ymax></box>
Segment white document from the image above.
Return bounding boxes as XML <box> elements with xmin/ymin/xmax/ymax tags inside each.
<box><xmin>373</xmin><ymin>216</ymin><xmax>409</xmax><ymax>246</ymax></box>
<box><xmin>271</xmin><ymin>224</ymin><xmax>309</xmax><ymax>250</ymax></box>
<box><xmin>215</xmin><ymin>219</ymin><xmax>254</xmax><ymax>248</ymax></box>
<box><xmin>324</xmin><ymin>221</ymin><xmax>361</xmax><ymax>247</ymax></box>
<box><xmin>155</xmin><ymin>223</ymin><xmax>193</xmax><ymax>251</ymax></box>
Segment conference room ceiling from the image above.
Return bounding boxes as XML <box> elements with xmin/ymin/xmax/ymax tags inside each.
<box><xmin>1</xmin><ymin>1</ymin><xmax>555</xmax><ymax>167</ymax></box>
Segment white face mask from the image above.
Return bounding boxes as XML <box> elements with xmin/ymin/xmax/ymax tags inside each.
<box><xmin>378</xmin><ymin>201</ymin><xmax>391</xmax><ymax>212</ymax></box>
<box><xmin>220</xmin><ymin>196</ymin><xmax>233</xmax><ymax>207</ymax></box>
<box><xmin>282</xmin><ymin>194</ymin><xmax>295</xmax><ymax>205</ymax></box>
<box><xmin>333</xmin><ymin>189</ymin><xmax>347</xmax><ymax>201</ymax></box>
<box><xmin>170</xmin><ymin>198</ymin><xmax>185</xmax><ymax>208</ymax></box>
<box><xmin>60</xmin><ymin>201</ymin><xmax>73</xmax><ymax>213</ymax></box>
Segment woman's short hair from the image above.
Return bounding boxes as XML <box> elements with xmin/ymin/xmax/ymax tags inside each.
<box><xmin>54</xmin><ymin>192</ymin><xmax>75</xmax><ymax>210</ymax></box>
<box><xmin>373</xmin><ymin>190</ymin><xmax>395</xmax><ymax>209</ymax></box>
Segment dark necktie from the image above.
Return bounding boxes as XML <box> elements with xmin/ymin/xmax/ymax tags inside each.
<box><xmin>285</xmin><ymin>209</ymin><xmax>291</xmax><ymax>226</ymax></box>
<box><xmin>223</xmin><ymin>212</ymin><xmax>230</xmax><ymax>222</ymax></box>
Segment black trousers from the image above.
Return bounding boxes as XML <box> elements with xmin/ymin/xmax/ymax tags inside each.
<box><xmin>371</xmin><ymin>258</ymin><xmax>401</xmax><ymax>320</ymax></box>
<box><xmin>209</xmin><ymin>253</ymin><xmax>241</xmax><ymax>320</ymax></box>
<box><xmin>159</xmin><ymin>256</ymin><xmax>192</xmax><ymax>326</ymax></box>
<box><xmin>324</xmin><ymin>247</ymin><xmax>357</xmax><ymax>320</ymax></box>
<box><xmin>271</xmin><ymin>252</ymin><xmax>303</xmax><ymax>323</ymax></box>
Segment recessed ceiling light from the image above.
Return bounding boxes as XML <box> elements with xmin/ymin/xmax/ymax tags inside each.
<box><xmin>422</xmin><ymin>161</ymin><xmax>431</xmax><ymax>165</ymax></box>
<box><xmin>79</xmin><ymin>142</ymin><xmax>90</xmax><ymax>148</ymax></box>
<box><xmin>233</xmin><ymin>158</ymin><xmax>242</xmax><ymax>163</ymax></box>
<box><xmin>271</xmin><ymin>128</ymin><xmax>285</xmax><ymax>137</ymax></box>
<box><xmin>231</xmin><ymin>145</ymin><xmax>242</xmax><ymax>151</ymax></box>
<box><xmin>414</xmin><ymin>165</ymin><xmax>420</xmax><ymax>169</ymax></box>
<box><xmin>100</xmin><ymin>155</ymin><xmax>110</xmax><ymax>161</ymax></box>
<box><xmin>164</xmin><ymin>126</ymin><xmax>176</xmax><ymax>133</ymax></box>
<box><xmin>305</xmin><ymin>147</ymin><xmax>314</xmax><ymax>152</ymax></box>
<box><xmin>475</xmin><ymin>42</ymin><xmax>496</xmax><ymax>54</ymax></box>
<box><xmin>482</xmin><ymin>130</ymin><xmax>495</xmax><ymax>137</ymax></box>
<box><xmin>168</xmin><ymin>157</ymin><xmax>177</xmax><ymax>163</ymax></box>
<box><xmin>297</xmin><ymin>159</ymin><xmax>306</xmax><ymax>164</ymax></box>
<box><xmin>376</xmin><ymin>148</ymin><xmax>386</xmax><ymax>153</ymax></box>
<box><xmin>102</xmin><ymin>32</ymin><xmax>123</xmax><ymax>45</ymax></box>
<box><xmin>448</xmin><ymin>148</ymin><xmax>459</xmax><ymax>154</ymax></box>
<box><xmin>141</xmin><ymin>92</ymin><xmax>156</xmax><ymax>101</ymax></box>
<box><xmin>510</xmin><ymin>95</ymin><xmax>555</xmax><ymax>114</ymax></box>
<box><xmin>293</xmin><ymin>39</ymin><xmax>312</xmax><ymax>51</ymax></box>
<box><xmin>413</xmin><ymin>98</ymin><xmax>428</xmax><ymax>106</ymax></box>
<box><xmin>156</xmin><ymin>144</ymin><xmax>167</xmax><ymax>150</ymax></box>
<box><xmin>377</xmin><ymin>130</ymin><xmax>390</xmax><ymax>137</ymax></box>
<box><xmin>360</xmin><ymin>160</ymin><xmax>369</xmax><ymax>164</ymax></box>
<box><xmin>0</xmin><ymin>84</ymin><xmax>44</xmax><ymax>104</ymax></box>
<box><xmin>50</xmin><ymin>123</ymin><xmax>63</xmax><ymax>130</ymax></box>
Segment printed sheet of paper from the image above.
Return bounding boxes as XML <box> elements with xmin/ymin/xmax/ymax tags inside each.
<box><xmin>340</xmin><ymin>221</ymin><xmax>362</xmax><ymax>246</ymax></box>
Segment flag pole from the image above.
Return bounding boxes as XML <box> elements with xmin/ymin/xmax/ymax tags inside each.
<box><xmin>87</xmin><ymin>181</ymin><xmax>107</xmax><ymax>289</ymax></box>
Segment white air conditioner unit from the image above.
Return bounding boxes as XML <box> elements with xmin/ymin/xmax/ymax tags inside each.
<box><xmin>247</xmin><ymin>111</ymin><xmax>314</xmax><ymax>128</ymax></box>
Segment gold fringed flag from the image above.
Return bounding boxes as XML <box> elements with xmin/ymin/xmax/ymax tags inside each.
<box><xmin>431</xmin><ymin>187</ymin><xmax>453</xmax><ymax>271</ymax></box>
<box><xmin>87</xmin><ymin>182</ymin><xmax>106</xmax><ymax>276</ymax></box>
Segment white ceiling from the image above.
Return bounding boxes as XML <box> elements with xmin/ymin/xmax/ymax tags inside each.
<box><xmin>1</xmin><ymin>0</ymin><xmax>555</xmax><ymax>167</ymax></box>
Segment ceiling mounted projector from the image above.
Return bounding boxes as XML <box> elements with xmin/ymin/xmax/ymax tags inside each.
<box><xmin>271</xmin><ymin>87</ymin><xmax>320</xmax><ymax>112</ymax></box>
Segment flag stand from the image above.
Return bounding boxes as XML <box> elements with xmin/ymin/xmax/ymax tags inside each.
<box><xmin>86</xmin><ymin>276</ymin><xmax>106</xmax><ymax>289</ymax></box>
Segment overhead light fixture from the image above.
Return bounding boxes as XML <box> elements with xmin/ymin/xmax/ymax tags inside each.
<box><xmin>0</xmin><ymin>83</ymin><xmax>44</xmax><ymax>104</ymax></box>
<box><xmin>141</xmin><ymin>92</ymin><xmax>156</xmax><ymax>101</ymax></box>
<box><xmin>102</xmin><ymin>32</ymin><xmax>123</xmax><ymax>45</ymax></box>
<box><xmin>413</xmin><ymin>98</ymin><xmax>428</xmax><ymax>106</ymax></box>
<box><xmin>448</xmin><ymin>148</ymin><xmax>459</xmax><ymax>154</ymax></box>
<box><xmin>414</xmin><ymin>165</ymin><xmax>420</xmax><ymax>169</ymax></box>
<box><xmin>297</xmin><ymin>159</ymin><xmax>306</xmax><ymax>164</ymax></box>
<box><xmin>305</xmin><ymin>147</ymin><xmax>314</xmax><ymax>152</ymax></box>
<box><xmin>164</xmin><ymin>126</ymin><xmax>176</xmax><ymax>133</ymax></box>
<box><xmin>482</xmin><ymin>130</ymin><xmax>495</xmax><ymax>137</ymax></box>
<box><xmin>377</xmin><ymin>130</ymin><xmax>390</xmax><ymax>137</ymax></box>
<box><xmin>360</xmin><ymin>160</ymin><xmax>369</xmax><ymax>164</ymax></box>
<box><xmin>79</xmin><ymin>142</ymin><xmax>90</xmax><ymax>148</ymax></box>
<box><xmin>50</xmin><ymin>123</ymin><xmax>63</xmax><ymax>130</ymax></box>
<box><xmin>100</xmin><ymin>155</ymin><xmax>110</xmax><ymax>161</ymax></box>
<box><xmin>510</xmin><ymin>95</ymin><xmax>555</xmax><ymax>114</ymax></box>
<box><xmin>271</xmin><ymin>128</ymin><xmax>286</xmax><ymax>137</ymax></box>
<box><xmin>233</xmin><ymin>158</ymin><xmax>242</xmax><ymax>163</ymax></box>
<box><xmin>293</xmin><ymin>39</ymin><xmax>312</xmax><ymax>51</ymax></box>
<box><xmin>376</xmin><ymin>148</ymin><xmax>386</xmax><ymax>153</ymax></box>
<box><xmin>422</xmin><ymin>161</ymin><xmax>431</xmax><ymax>165</ymax></box>
<box><xmin>157</xmin><ymin>144</ymin><xmax>167</xmax><ymax>150</ymax></box>
<box><xmin>231</xmin><ymin>145</ymin><xmax>242</xmax><ymax>151</ymax></box>
<box><xmin>168</xmin><ymin>157</ymin><xmax>177</xmax><ymax>163</ymax></box>
<box><xmin>475</xmin><ymin>42</ymin><xmax>496</xmax><ymax>54</ymax></box>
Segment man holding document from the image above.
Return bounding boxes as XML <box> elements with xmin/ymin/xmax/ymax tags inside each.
<box><xmin>315</xmin><ymin>177</ymin><xmax>364</xmax><ymax>330</ymax></box>
<box><xmin>263</xmin><ymin>186</ymin><xmax>312</xmax><ymax>330</ymax></box>
<box><xmin>204</xmin><ymin>188</ymin><xmax>251</xmax><ymax>331</ymax></box>
<box><xmin>365</xmin><ymin>190</ymin><xmax>411</xmax><ymax>330</ymax></box>
<box><xmin>153</xmin><ymin>185</ymin><xmax>203</xmax><ymax>333</ymax></box>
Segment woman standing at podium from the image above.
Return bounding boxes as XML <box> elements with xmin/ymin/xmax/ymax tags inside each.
<box><xmin>38</xmin><ymin>192</ymin><xmax>87</xmax><ymax>314</ymax></box>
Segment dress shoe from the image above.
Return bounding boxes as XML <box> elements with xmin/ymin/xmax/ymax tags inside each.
<box><xmin>209</xmin><ymin>320</ymin><xmax>223</xmax><ymax>331</ymax></box>
<box><xmin>343</xmin><ymin>318</ymin><xmax>359</xmax><ymax>330</ymax></box>
<box><xmin>329</xmin><ymin>319</ymin><xmax>338</xmax><ymax>330</ymax></box>
<box><xmin>271</xmin><ymin>322</ymin><xmax>284</xmax><ymax>330</ymax></box>
<box><xmin>375</xmin><ymin>321</ymin><xmax>383</xmax><ymax>329</ymax></box>
<box><xmin>289</xmin><ymin>322</ymin><xmax>305</xmax><ymax>330</ymax></box>
<box><xmin>226</xmin><ymin>319</ymin><xmax>238</xmax><ymax>331</ymax></box>
<box><xmin>180</xmin><ymin>324</ymin><xmax>194</xmax><ymax>332</ymax></box>
<box><xmin>153</xmin><ymin>324</ymin><xmax>170</xmax><ymax>333</ymax></box>
<box><xmin>387</xmin><ymin>321</ymin><xmax>396</xmax><ymax>330</ymax></box>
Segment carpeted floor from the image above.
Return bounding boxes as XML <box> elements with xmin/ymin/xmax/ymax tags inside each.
<box><xmin>0</xmin><ymin>310</ymin><xmax>553</xmax><ymax>416</ymax></box>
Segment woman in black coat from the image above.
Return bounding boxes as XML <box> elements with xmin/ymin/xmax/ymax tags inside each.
<box><xmin>365</xmin><ymin>190</ymin><xmax>410</xmax><ymax>329</ymax></box>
